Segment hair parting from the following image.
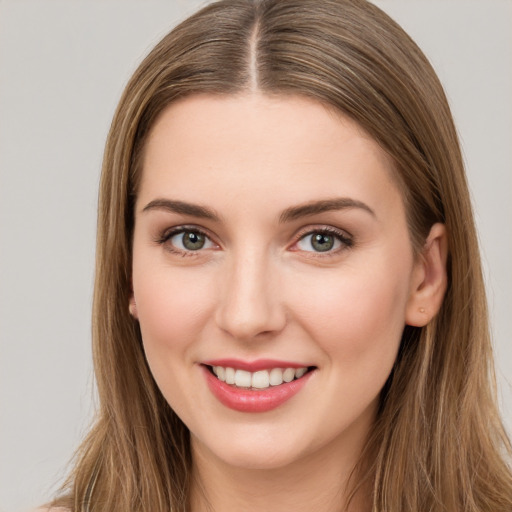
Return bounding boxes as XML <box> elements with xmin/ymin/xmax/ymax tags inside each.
<box><xmin>50</xmin><ymin>1</ymin><xmax>512</xmax><ymax>511</ymax></box>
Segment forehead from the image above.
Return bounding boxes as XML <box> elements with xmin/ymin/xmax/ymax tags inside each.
<box><xmin>137</xmin><ymin>93</ymin><xmax>403</xmax><ymax>220</ymax></box>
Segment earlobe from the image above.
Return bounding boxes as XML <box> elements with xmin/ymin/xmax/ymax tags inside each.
<box><xmin>405</xmin><ymin>223</ymin><xmax>448</xmax><ymax>327</ymax></box>
<box><xmin>129</xmin><ymin>294</ymin><xmax>139</xmax><ymax>319</ymax></box>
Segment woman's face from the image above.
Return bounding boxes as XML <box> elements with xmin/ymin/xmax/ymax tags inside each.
<box><xmin>131</xmin><ymin>93</ymin><xmax>424</xmax><ymax>471</ymax></box>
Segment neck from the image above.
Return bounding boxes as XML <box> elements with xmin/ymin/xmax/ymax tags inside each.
<box><xmin>189</xmin><ymin>426</ymin><xmax>373</xmax><ymax>512</ymax></box>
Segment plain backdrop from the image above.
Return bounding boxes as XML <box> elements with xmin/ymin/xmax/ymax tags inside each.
<box><xmin>0</xmin><ymin>1</ymin><xmax>511</xmax><ymax>510</ymax></box>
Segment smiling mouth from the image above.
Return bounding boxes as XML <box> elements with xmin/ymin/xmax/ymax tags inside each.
<box><xmin>205</xmin><ymin>365</ymin><xmax>316</xmax><ymax>390</ymax></box>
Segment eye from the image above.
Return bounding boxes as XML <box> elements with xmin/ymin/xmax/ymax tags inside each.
<box><xmin>295</xmin><ymin>228</ymin><xmax>352</xmax><ymax>253</ymax></box>
<box><xmin>159</xmin><ymin>228</ymin><xmax>217</xmax><ymax>253</ymax></box>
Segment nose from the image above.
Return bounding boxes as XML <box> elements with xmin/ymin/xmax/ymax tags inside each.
<box><xmin>214</xmin><ymin>250</ymin><xmax>286</xmax><ymax>341</ymax></box>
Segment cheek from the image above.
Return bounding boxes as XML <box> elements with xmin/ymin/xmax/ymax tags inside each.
<box><xmin>132</xmin><ymin>256</ymin><xmax>215</xmax><ymax>362</ymax></box>
<box><xmin>131</xmin><ymin>260</ymin><xmax>217</xmax><ymax>416</ymax></box>
<box><xmin>292</xmin><ymin>254</ymin><xmax>412</xmax><ymax>367</ymax></box>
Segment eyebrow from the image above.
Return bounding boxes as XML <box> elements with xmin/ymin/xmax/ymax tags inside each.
<box><xmin>279</xmin><ymin>198</ymin><xmax>375</xmax><ymax>223</ymax></box>
<box><xmin>141</xmin><ymin>197</ymin><xmax>375</xmax><ymax>223</ymax></box>
<box><xmin>142</xmin><ymin>199</ymin><xmax>220</xmax><ymax>221</ymax></box>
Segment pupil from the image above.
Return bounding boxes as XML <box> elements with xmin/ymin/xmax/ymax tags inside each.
<box><xmin>312</xmin><ymin>233</ymin><xmax>334</xmax><ymax>252</ymax></box>
<box><xmin>183</xmin><ymin>232</ymin><xmax>205</xmax><ymax>250</ymax></box>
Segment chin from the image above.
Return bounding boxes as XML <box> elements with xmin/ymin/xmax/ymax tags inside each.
<box><xmin>218</xmin><ymin>447</ymin><xmax>305</xmax><ymax>471</ymax></box>
<box><xmin>192</xmin><ymin>427</ymin><xmax>312</xmax><ymax>471</ymax></box>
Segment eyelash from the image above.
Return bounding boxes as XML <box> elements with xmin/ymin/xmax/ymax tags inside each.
<box><xmin>292</xmin><ymin>226</ymin><xmax>354</xmax><ymax>255</ymax></box>
<box><xmin>155</xmin><ymin>225</ymin><xmax>215</xmax><ymax>257</ymax></box>
<box><xmin>155</xmin><ymin>225</ymin><xmax>354</xmax><ymax>257</ymax></box>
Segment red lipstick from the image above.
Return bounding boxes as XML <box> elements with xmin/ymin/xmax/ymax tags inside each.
<box><xmin>201</xmin><ymin>363</ymin><xmax>314</xmax><ymax>413</ymax></box>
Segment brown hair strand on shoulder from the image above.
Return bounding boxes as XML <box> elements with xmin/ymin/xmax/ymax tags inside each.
<box><xmin>50</xmin><ymin>1</ymin><xmax>512</xmax><ymax>511</ymax></box>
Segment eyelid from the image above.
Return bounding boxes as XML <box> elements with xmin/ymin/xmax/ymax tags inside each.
<box><xmin>155</xmin><ymin>223</ymin><xmax>352</xmax><ymax>256</ymax></box>
<box><xmin>155</xmin><ymin>224</ymin><xmax>220</xmax><ymax>253</ymax></box>
<box><xmin>289</xmin><ymin>225</ymin><xmax>354</xmax><ymax>253</ymax></box>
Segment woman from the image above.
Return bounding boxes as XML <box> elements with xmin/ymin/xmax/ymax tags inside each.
<box><xmin>47</xmin><ymin>0</ymin><xmax>512</xmax><ymax>510</ymax></box>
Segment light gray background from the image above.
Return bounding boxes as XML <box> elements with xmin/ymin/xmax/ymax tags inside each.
<box><xmin>0</xmin><ymin>1</ymin><xmax>510</xmax><ymax>511</ymax></box>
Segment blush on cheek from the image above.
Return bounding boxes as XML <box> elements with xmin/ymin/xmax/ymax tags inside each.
<box><xmin>139</xmin><ymin>297</ymin><xmax>204</xmax><ymax>347</ymax></box>
<box><xmin>134</xmin><ymin>277</ymin><xmax>205</xmax><ymax>353</ymax></box>
<box><xmin>294</xmin><ymin>267</ymin><xmax>408</xmax><ymax>364</ymax></box>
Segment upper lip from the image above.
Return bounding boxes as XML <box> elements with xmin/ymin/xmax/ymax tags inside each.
<box><xmin>201</xmin><ymin>358</ymin><xmax>314</xmax><ymax>372</ymax></box>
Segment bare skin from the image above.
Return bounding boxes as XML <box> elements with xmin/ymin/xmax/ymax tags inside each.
<box><xmin>130</xmin><ymin>93</ymin><xmax>447</xmax><ymax>511</ymax></box>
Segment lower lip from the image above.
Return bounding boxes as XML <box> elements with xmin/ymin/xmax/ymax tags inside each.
<box><xmin>202</xmin><ymin>366</ymin><xmax>314</xmax><ymax>413</ymax></box>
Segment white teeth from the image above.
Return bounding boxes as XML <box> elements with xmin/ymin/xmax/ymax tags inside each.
<box><xmin>235</xmin><ymin>369</ymin><xmax>252</xmax><ymax>387</ymax></box>
<box><xmin>214</xmin><ymin>366</ymin><xmax>226</xmax><ymax>381</ymax></box>
<box><xmin>252</xmin><ymin>370</ymin><xmax>270</xmax><ymax>389</ymax></box>
<box><xmin>211</xmin><ymin>365</ymin><xmax>310</xmax><ymax>389</ymax></box>
<box><xmin>282</xmin><ymin>368</ymin><xmax>295</xmax><ymax>382</ymax></box>
<box><xmin>225</xmin><ymin>367</ymin><xmax>236</xmax><ymax>384</ymax></box>
<box><xmin>269</xmin><ymin>368</ymin><xmax>284</xmax><ymax>386</ymax></box>
<box><xmin>295</xmin><ymin>367</ymin><xmax>307</xmax><ymax>378</ymax></box>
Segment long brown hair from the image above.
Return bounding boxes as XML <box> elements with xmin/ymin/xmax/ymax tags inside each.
<box><xmin>53</xmin><ymin>1</ymin><xmax>512</xmax><ymax>510</ymax></box>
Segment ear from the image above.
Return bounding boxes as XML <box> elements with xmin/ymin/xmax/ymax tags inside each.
<box><xmin>129</xmin><ymin>292</ymin><xmax>139</xmax><ymax>319</ymax></box>
<box><xmin>405</xmin><ymin>223</ymin><xmax>448</xmax><ymax>327</ymax></box>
